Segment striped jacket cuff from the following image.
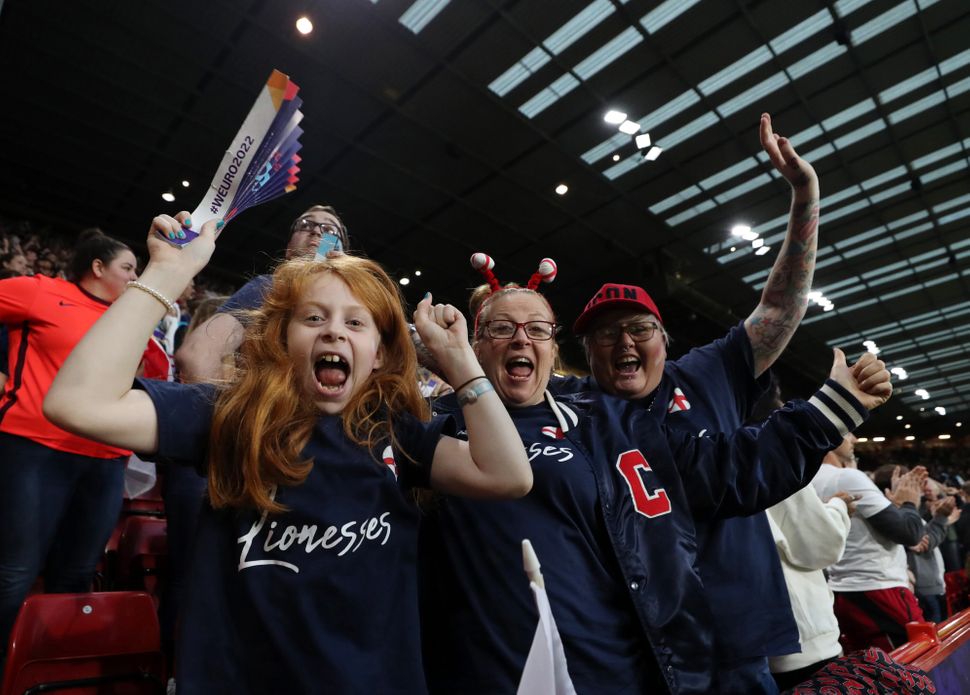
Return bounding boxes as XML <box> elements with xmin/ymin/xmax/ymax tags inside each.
<box><xmin>808</xmin><ymin>379</ymin><xmax>868</xmax><ymax>436</ymax></box>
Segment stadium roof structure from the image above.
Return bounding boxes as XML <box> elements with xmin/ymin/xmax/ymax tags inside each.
<box><xmin>1</xmin><ymin>0</ymin><xmax>968</xmax><ymax>439</ymax></box>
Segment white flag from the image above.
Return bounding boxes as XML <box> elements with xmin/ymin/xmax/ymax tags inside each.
<box><xmin>517</xmin><ymin>541</ymin><xmax>577</xmax><ymax>695</ymax></box>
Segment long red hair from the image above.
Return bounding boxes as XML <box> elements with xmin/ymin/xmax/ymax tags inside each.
<box><xmin>207</xmin><ymin>255</ymin><xmax>428</xmax><ymax>514</ymax></box>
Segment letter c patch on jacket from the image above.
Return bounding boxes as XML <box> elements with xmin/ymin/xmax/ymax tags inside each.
<box><xmin>615</xmin><ymin>449</ymin><xmax>672</xmax><ymax>518</ymax></box>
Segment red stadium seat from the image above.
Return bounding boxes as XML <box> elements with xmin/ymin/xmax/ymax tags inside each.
<box><xmin>944</xmin><ymin>569</ymin><xmax>969</xmax><ymax>618</ymax></box>
<box><xmin>116</xmin><ymin>517</ymin><xmax>168</xmax><ymax>601</ymax></box>
<box><xmin>0</xmin><ymin>591</ymin><xmax>165</xmax><ymax>695</ymax></box>
<box><xmin>122</xmin><ymin>477</ymin><xmax>166</xmax><ymax>518</ymax></box>
<box><xmin>93</xmin><ymin>518</ymin><xmax>127</xmax><ymax>591</ymax></box>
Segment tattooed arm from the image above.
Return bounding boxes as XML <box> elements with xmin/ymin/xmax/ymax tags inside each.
<box><xmin>744</xmin><ymin>113</ymin><xmax>820</xmax><ymax>377</ymax></box>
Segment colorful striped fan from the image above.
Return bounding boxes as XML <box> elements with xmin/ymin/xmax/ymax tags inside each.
<box><xmin>160</xmin><ymin>69</ymin><xmax>303</xmax><ymax>246</ymax></box>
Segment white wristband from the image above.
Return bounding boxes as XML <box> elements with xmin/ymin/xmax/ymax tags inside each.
<box><xmin>457</xmin><ymin>379</ymin><xmax>494</xmax><ymax>407</ymax></box>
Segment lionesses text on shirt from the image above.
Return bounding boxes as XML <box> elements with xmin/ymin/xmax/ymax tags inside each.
<box><xmin>238</xmin><ymin>505</ymin><xmax>393</xmax><ymax>573</ymax></box>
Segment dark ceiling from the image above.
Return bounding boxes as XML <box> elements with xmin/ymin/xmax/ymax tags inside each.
<box><xmin>1</xmin><ymin>0</ymin><xmax>968</xmax><ymax>440</ymax></box>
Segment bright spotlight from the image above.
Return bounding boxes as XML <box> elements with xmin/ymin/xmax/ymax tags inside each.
<box><xmin>618</xmin><ymin>120</ymin><xmax>640</xmax><ymax>135</ymax></box>
<box><xmin>296</xmin><ymin>16</ymin><xmax>313</xmax><ymax>34</ymax></box>
<box><xmin>731</xmin><ymin>225</ymin><xmax>757</xmax><ymax>241</ymax></box>
<box><xmin>604</xmin><ymin>110</ymin><xmax>627</xmax><ymax>124</ymax></box>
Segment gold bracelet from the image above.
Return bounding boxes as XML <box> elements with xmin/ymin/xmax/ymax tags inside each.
<box><xmin>126</xmin><ymin>281</ymin><xmax>177</xmax><ymax>316</ymax></box>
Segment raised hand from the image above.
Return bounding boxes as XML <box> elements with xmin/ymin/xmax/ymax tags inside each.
<box><xmin>760</xmin><ymin>112</ymin><xmax>818</xmax><ymax>193</ymax></box>
<box><xmin>930</xmin><ymin>496</ymin><xmax>956</xmax><ymax>519</ymax></box>
<box><xmin>413</xmin><ymin>294</ymin><xmax>480</xmax><ymax>386</ymax></box>
<box><xmin>147</xmin><ymin>211</ymin><xmax>222</xmax><ymax>279</ymax></box>
<box><xmin>886</xmin><ymin>467</ymin><xmax>924</xmax><ymax>507</ymax></box>
<box><xmin>828</xmin><ymin>348</ymin><xmax>892</xmax><ymax>410</ymax></box>
<box><xmin>948</xmin><ymin>506</ymin><xmax>962</xmax><ymax>526</ymax></box>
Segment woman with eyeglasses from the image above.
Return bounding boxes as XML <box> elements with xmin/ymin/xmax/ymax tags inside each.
<box><xmin>419</xmin><ymin>258</ymin><xmax>893</xmax><ymax>694</ymax></box>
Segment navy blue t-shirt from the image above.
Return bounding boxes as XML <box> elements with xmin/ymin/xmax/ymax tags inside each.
<box><xmin>217</xmin><ymin>275</ymin><xmax>272</xmax><ymax>315</ymax></box>
<box><xmin>552</xmin><ymin>322</ymin><xmax>799</xmax><ymax>661</ymax></box>
<box><xmin>138</xmin><ymin>379</ymin><xmax>451</xmax><ymax>695</ymax></box>
<box><xmin>422</xmin><ymin>399</ymin><xmax>662</xmax><ymax>694</ymax></box>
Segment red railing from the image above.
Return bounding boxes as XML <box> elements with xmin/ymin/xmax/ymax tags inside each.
<box><xmin>895</xmin><ymin>609</ymin><xmax>970</xmax><ymax>671</ymax></box>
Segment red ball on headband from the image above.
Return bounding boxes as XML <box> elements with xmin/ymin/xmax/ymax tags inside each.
<box><xmin>470</xmin><ymin>252</ymin><xmax>494</xmax><ymax>271</ymax></box>
<box><xmin>537</xmin><ymin>258</ymin><xmax>557</xmax><ymax>282</ymax></box>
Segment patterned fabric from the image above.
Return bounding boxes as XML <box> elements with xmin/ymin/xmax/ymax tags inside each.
<box><xmin>787</xmin><ymin>647</ymin><xmax>936</xmax><ymax>694</ymax></box>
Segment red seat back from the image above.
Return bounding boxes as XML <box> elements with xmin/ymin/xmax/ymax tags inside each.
<box><xmin>945</xmin><ymin>569</ymin><xmax>969</xmax><ymax>617</ymax></box>
<box><xmin>122</xmin><ymin>466</ymin><xmax>165</xmax><ymax>517</ymax></box>
<box><xmin>117</xmin><ymin>517</ymin><xmax>168</xmax><ymax>591</ymax></box>
<box><xmin>1</xmin><ymin>591</ymin><xmax>165</xmax><ymax>695</ymax></box>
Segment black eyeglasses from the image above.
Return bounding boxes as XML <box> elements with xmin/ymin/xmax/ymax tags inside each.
<box><xmin>296</xmin><ymin>218</ymin><xmax>343</xmax><ymax>240</ymax></box>
<box><xmin>482</xmin><ymin>320</ymin><xmax>557</xmax><ymax>341</ymax></box>
<box><xmin>591</xmin><ymin>321</ymin><xmax>661</xmax><ymax>347</ymax></box>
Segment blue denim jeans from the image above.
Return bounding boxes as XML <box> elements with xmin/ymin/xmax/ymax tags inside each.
<box><xmin>0</xmin><ymin>432</ymin><xmax>125</xmax><ymax>654</ymax></box>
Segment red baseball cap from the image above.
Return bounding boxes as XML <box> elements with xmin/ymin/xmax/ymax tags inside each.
<box><xmin>572</xmin><ymin>283</ymin><xmax>663</xmax><ymax>335</ymax></box>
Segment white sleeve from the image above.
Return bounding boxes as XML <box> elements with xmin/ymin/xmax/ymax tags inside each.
<box><xmin>768</xmin><ymin>486</ymin><xmax>851</xmax><ymax>570</ymax></box>
<box><xmin>837</xmin><ymin>468</ymin><xmax>891</xmax><ymax>519</ymax></box>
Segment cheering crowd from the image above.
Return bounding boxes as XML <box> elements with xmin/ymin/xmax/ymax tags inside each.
<box><xmin>0</xmin><ymin>114</ymin><xmax>959</xmax><ymax>695</ymax></box>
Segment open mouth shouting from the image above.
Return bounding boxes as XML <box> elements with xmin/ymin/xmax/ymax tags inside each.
<box><xmin>615</xmin><ymin>354</ymin><xmax>642</xmax><ymax>377</ymax></box>
<box><xmin>314</xmin><ymin>352</ymin><xmax>351</xmax><ymax>395</ymax></box>
<box><xmin>506</xmin><ymin>356</ymin><xmax>535</xmax><ymax>382</ymax></box>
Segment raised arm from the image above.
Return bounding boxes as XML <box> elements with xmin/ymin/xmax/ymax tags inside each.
<box><xmin>745</xmin><ymin>113</ymin><xmax>820</xmax><ymax>376</ymax></box>
<box><xmin>675</xmin><ymin>349</ymin><xmax>890</xmax><ymax>518</ymax></box>
<box><xmin>44</xmin><ymin>213</ymin><xmax>219</xmax><ymax>453</ymax></box>
<box><xmin>414</xmin><ymin>296</ymin><xmax>532</xmax><ymax>499</ymax></box>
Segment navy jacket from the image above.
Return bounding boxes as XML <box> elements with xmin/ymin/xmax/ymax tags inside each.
<box><xmin>553</xmin><ymin>322</ymin><xmax>800</xmax><ymax>661</ymax></box>
<box><xmin>422</xmin><ymin>381</ymin><xmax>866</xmax><ymax>693</ymax></box>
